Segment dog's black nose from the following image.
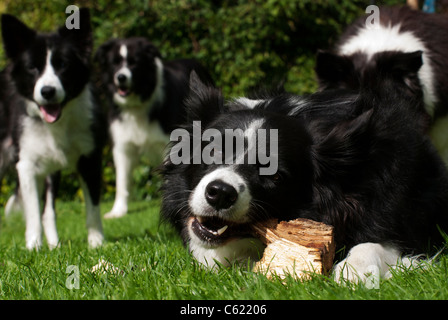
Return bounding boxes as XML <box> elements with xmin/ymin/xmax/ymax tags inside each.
<box><xmin>205</xmin><ymin>180</ymin><xmax>238</xmax><ymax>210</ymax></box>
<box><xmin>41</xmin><ymin>86</ymin><xmax>56</xmax><ymax>100</ymax></box>
<box><xmin>117</xmin><ymin>74</ymin><xmax>127</xmax><ymax>83</ymax></box>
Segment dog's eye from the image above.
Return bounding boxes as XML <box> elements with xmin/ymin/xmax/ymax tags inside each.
<box><xmin>25</xmin><ymin>60</ymin><xmax>37</xmax><ymax>72</ymax></box>
<box><xmin>265</xmin><ymin>172</ymin><xmax>282</xmax><ymax>183</ymax></box>
<box><xmin>52</xmin><ymin>58</ymin><xmax>69</xmax><ymax>69</ymax></box>
<box><xmin>27</xmin><ymin>64</ymin><xmax>37</xmax><ymax>72</ymax></box>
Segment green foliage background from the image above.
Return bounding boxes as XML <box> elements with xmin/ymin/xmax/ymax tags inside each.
<box><xmin>0</xmin><ymin>0</ymin><xmax>404</xmax><ymax>203</ymax></box>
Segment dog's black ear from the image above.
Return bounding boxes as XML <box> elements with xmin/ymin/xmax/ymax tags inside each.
<box><xmin>377</xmin><ymin>50</ymin><xmax>423</xmax><ymax>77</ymax></box>
<box><xmin>58</xmin><ymin>7</ymin><xmax>92</xmax><ymax>58</ymax></box>
<box><xmin>312</xmin><ymin>108</ymin><xmax>373</xmax><ymax>181</ymax></box>
<box><xmin>143</xmin><ymin>41</ymin><xmax>162</xmax><ymax>59</ymax></box>
<box><xmin>1</xmin><ymin>14</ymin><xmax>36</xmax><ymax>59</ymax></box>
<box><xmin>185</xmin><ymin>70</ymin><xmax>224</xmax><ymax>125</ymax></box>
<box><xmin>315</xmin><ymin>50</ymin><xmax>358</xmax><ymax>91</ymax></box>
<box><xmin>374</xmin><ymin>50</ymin><xmax>423</xmax><ymax>96</ymax></box>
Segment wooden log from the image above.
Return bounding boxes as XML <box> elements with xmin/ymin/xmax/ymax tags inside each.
<box><xmin>252</xmin><ymin>218</ymin><xmax>335</xmax><ymax>280</ymax></box>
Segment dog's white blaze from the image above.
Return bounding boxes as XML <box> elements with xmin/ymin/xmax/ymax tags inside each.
<box><xmin>228</xmin><ymin>118</ymin><xmax>265</xmax><ymax>165</ymax></box>
<box><xmin>119</xmin><ymin>44</ymin><xmax>127</xmax><ymax>59</ymax></box>
<box><xmin>234</xmin><ymin>97</ymin><xmax>265</xmax><ymax>109</ymax></box>
<box><xmin>338</xmin><ymin>24</ymin><xmax>437</xmax><ymax>116</ymax></box>
<box><xmin>114</xmin><ymin>45</ymin><xmax>132</xmax><ymax>89</ymax></box>
<box><xmin>244</xmin><ymin>119</ymin><xmax>264</xmax><ymax>139</ymax></box>
<box><xmin>33</xmin><ymin>50</ymin><xmax>65</xmax><ymax>105</ymax></box>
<box><xmin>189</xmin><ymin>167</ymin><xmax>251</xmax><ymax>222</ymax></box>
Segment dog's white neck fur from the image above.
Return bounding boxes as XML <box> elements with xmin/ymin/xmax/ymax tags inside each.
<box><xmin>338</xmin><ymin>23</ymin><xmax>437</xmax><ymax>116</ymax></box>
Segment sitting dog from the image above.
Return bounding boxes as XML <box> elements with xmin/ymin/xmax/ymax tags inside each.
<box><xmin>160</xmin><ymin>70</ymin><xmax>448</xmax><ymax>283</ymax></box>
<box><xmin>1</xmin><ymin>9</ymin><xmax>105</xmax><ymax>249</ymax></box>
<box><xmin>94</xmin><ymin>37</ymin><xmax>214</xmax><ymax>218</ymax></box>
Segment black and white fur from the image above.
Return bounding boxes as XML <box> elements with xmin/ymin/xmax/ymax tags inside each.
<box><xmin>0</xmin><ymin>69</ymin><xmax>17</xmax><ymax>180</ymax></box>
<box><xmin>161</xmin><ymin>70</ymin><xmax>448</xmax><ymax>283</ymax></box>
<box><xmin>1</xmin><ymin>9</ymin><xmax>105</xmax><ymax>250</ymax></box>
<box><xmin>315</xmin><ymin>5</ymin><xmax>448</xmax><ymax>162</ymax></box>
<box><xmin>94</xmin><ymin>37</ymin><xmax>214</xmax><ymax>219</ymax></box>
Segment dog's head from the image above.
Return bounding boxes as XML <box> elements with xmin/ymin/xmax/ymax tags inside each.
<box><xmin>161</xmin><ymin>73</ymin><xmax>314</xmax><ymax>267</ymax></box>
<box><xmin>94</xmin><ymin>37</ymin><xmax>162</xmax><ymax>107</ymax></box>
<box><xmin>1</xmin><ymin>8</ymin><xmax>92</xmax><ymax>123</ymax></box>
<box><xmin>315</xmin><ymin>50</ymin><xmax>424</xmax><ymax>99</ymax></box>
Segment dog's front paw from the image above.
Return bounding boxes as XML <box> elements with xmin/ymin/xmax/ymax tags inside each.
<box><xmin>333</xmin><ymin>243</ymin><xmax>401</xmax><ymax>286</ymax></box>
<box><xmin>104</xmin><ymin>209</ymin><xmax>127</xmax><ymax>219</ymax></box>
<box><xmin>26</xmin><ymin>236</ymin><xmax>42</xmax><ymax>251</ymax></box>
<box><xmin>88</xmin><ymin>230</ymin><xmax>104</xmax><ymax>249</ymax></box>
<box><xmin>333</xmin><ymin>259</ymin><xmax>379</xmax><ymax>285</ymax></box>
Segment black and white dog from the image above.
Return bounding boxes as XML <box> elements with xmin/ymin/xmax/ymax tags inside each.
<box><xmin>1</xmin><ymin>9</ymin><xmax>105</xmax><ymax>249</ymax></box>
<box><xmin>161</xmin><ymin>71</ymin><xmax>448</xmax><ymax>283</ymax></box>
<box><xmin>94</xmin><ymin>37</ymin><xmax>214</xmax><ymax>219</ymax></box>
<box><xmin>316</xmin><ymin>6</ymin><xmax>448</xmax><ymax>161</ymax></box>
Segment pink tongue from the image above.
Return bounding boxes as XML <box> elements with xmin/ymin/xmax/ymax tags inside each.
<box><xmin>118</xmin><ymin>88</ymin><xmax>129</xmax><ymax>96</ymax></box>
<box><xmin>39</xmin><ymin>104</ymin><xmax>61</xmax><ymax>123</ymax></box>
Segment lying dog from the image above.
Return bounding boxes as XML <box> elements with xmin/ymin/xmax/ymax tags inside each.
<box><xmin>1</xmin><ymin>9</ymin><xmax>105</xmax><ymax>249</ymax></box>
<box><xmin>160</xmin><ymin>71</ymin><xmax>448</xmax><ymax>283</ymax></box>
<box><xmin>94</xmin><ymin>37</ymin><xmax>214</xmax><ymax>219</ymax></box>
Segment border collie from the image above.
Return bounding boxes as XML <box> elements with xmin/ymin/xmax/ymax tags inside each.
<box><xmin>94</xmin><ymin>37</ymin><xmax>214</xmax><ymax>219</ymax></box>
<box><xmin>1</xmin><ymin>9</ymin><xmax>105</xmax><ymax>250</ymax></box>
<box><xmin>160</xmin><ymin>71</ymin><xmax>448</xmax><ymax>283</ymax></box>
<box><xmin>315</xmin><ymin>5</ymin><xmax>448</xmax><ymax>162</ymax></box>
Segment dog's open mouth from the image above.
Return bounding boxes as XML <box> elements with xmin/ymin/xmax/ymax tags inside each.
<box><xmin>190</xmin><ymin>216</ymin><xmax>252</xmax><ymax>245</ymax></box>
<box><xmin>117</xmin><ymin>85</ymin><xmax>131</xmax><ymax>97</ymax></box>
<box><xmin>39</xmin><ymin>104</ymin><xmax>62</xmax><ymax>123</ymax></box>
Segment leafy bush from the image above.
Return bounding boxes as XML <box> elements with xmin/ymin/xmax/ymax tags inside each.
<box><xmin>0</xmin><ymin>0</ymin><xmax>404</xmax><ymax>202</ymax></box>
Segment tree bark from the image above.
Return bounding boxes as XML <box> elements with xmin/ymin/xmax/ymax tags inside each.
<box><xmin>252</xmin><ymin>218</ymin><xmax>335</xmax><ymax>280</ymax></box>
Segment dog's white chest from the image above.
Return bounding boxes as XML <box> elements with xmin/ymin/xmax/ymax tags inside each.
<box><xmin>19</xmin><ymin>99</ymin><xmax>95</xmax><ymax>175</ymax></box>
<box><xmin>110</xmin><ymin>109</ymin><xmax>169</xmax><ymax>163</ymax></box>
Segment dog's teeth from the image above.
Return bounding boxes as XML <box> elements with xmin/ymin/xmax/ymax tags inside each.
<box><xmin>217</xmin><ymin>225</ymin><xmax>228</xmax><ymax>235</ymax></box>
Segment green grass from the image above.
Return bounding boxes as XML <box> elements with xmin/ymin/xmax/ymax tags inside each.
<box><xmin>1</xmin><ymin>200</ymin><xmax>448</xmax><ymax>300</ymax></box>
